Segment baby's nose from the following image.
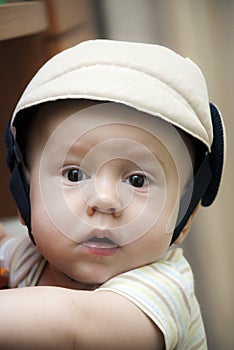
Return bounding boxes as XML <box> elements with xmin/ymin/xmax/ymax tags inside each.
<box><xmin>86</xmin><ymin>173</ymin><xmax>123</xmax><ymax>217</ymax></box>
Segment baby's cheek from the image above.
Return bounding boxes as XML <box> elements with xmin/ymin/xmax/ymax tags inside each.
<box><xmin>30</xmin><ymin>193</ymin><xmax>52</xmax><ymax>232</ymax></box>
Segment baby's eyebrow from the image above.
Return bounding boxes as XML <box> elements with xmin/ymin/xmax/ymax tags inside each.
<box><xmin>65</xmin><ymin>141</ymin><xmax>89</xmax><ymax>157</ymax></box>
<box><xmin>63</xmin><ymin>138</ymin><xmax>173</xmax><ymax>176</ymax></box>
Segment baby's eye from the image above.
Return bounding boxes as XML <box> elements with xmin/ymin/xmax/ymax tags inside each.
<box><xmin>127</xmin><ymin>174</ymin><xmax>148</xmax><ymax>188</ymax></box>
<box><xmin>63</xmin><ymin>168</ymin><xmax>86</xmax><ymax>182</ymax></box>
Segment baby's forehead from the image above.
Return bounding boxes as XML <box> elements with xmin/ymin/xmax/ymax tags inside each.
<box><xmin>31</xmin><ymin>101</ymin><xmax>193</xmax><ymax>170</ymax></box>
<box><xmin>33</xmin><ymin>100</ymin><xmax>186</xmax><ymax>143</ymax></box>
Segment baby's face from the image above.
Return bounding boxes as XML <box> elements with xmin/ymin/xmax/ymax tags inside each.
<box><xmin>28</xmin><ymin>101</ymin><xmax>193</xmax><ymax>285</ymax></box>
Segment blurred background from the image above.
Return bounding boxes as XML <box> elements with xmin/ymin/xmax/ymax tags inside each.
<box><xmin>0</xmin><ymin>0</ymin><xmax>233</xmax><ymax>348</ymax></box>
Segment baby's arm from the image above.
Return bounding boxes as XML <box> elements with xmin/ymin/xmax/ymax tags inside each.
<box><xmin>0</xmin><ymin>286</ymin><xmax>164</xmax><ymax>350</ymax></box>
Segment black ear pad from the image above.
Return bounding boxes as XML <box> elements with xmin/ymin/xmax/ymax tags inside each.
<box><xmin>5</xmin><ymin>120</ymin><xmax>16</xmax><ymax>172</ymax></box>
<box><xmin>171</xmin><ymin>155</ymin><xmax>212</xmax><ymax>243</ymax></box>
<box><xmin>171</xmin><ymin>102</ymin><xmax>225</xmax><ymax>243</ymax></box>
<box><xmin>201</xmin><ymin>103</ymin><xmax>225</xmax><ymax>206</ymax></box>
<box><xmin>8</xmin><ymin>164</ymin><xmax>34</xmax><ymax>243</ymax></box>
<box><xmin>5</xmin><ymin>122</ymin><xmax>35</xmax><ymax>243</ymax></box>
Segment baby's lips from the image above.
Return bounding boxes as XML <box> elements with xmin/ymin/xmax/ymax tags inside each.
<box><xmin>79</xmin><ymin>232</ymin><xmax>120</xmax><ymax>257</ymax></box>
<box><xmin>81</xmin><ymin>236</ymin><xmax>119</xmax><ymax>249</ymax></box>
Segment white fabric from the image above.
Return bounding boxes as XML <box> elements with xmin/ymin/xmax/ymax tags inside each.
<box><xmin>11</xmin><ymin>39</ymin><xmax>213</xmax><ymax>149</ymax></box>
<box><xmin>0</xmin><ymin>236</ymin><xmax>45</xmax><ymax>287</ymax></box>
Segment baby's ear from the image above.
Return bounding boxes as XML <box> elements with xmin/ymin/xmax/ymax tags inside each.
<box><xmin>174</xmin><ymin>204</ymin><xmax>200</xmax><ymax>244</ymax></box>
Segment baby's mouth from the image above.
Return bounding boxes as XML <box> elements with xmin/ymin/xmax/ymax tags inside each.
<box><xmin>81</xmin><ymin>236</ymin><xmax>118</xmax><ymax>249</ymax></box>
<box><xmin>79</xmin><ymin>233</ymin><xmax>120</xmax><ymax>256</ymax></box>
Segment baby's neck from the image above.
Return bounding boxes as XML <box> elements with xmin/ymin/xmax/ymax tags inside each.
<box><xmin>38</xmin><ymin>263</ymin><xmax>99</xmax><ymax>291</ymax></box>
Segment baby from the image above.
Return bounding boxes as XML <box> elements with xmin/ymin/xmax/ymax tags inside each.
<box><xmin>0</xmin><ymin>40</ymin><xmax>225</xmax><ymax>349</ymax></box>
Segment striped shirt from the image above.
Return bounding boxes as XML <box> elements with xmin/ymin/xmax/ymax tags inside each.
<box><xmin>97</xmin><ymin>247</ymin><xmax>207</xmax><ymax>349</ymax></box>
<box><xmin>0</xmin><ymin>236</ymin><xmax>207</xmax><ymax>349</ymax></box>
